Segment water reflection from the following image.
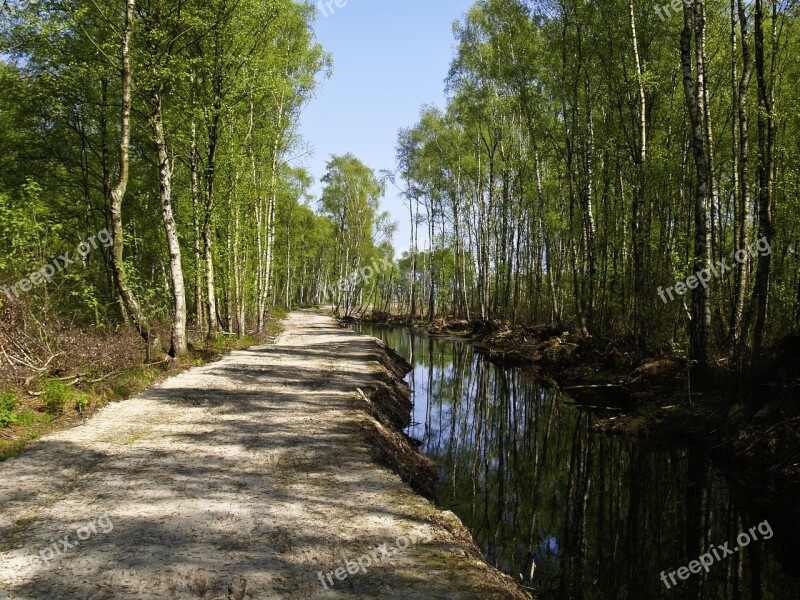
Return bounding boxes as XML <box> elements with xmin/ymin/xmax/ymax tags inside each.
<box><xmin>352</xmin><ymin>324</ymin><xmax>800</xmax><ymax>600</ymax></box>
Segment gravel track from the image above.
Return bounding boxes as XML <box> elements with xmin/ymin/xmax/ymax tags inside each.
<box><xmin>0</xmin><ymin>311</ymin><xmax>527</xmax><ymax>600</ymax></box>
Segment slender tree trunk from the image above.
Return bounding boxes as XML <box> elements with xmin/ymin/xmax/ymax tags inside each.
<box><xmin>189</xmin><ymin>88</ymin><xmax>205</xmax><ymax>333</ymax></box>
<box><xmin>699</xmin><ymin>0</ymin><xmax>719</xmax><ymax>265</ymax></box>
<box><xmin>107</xmin><ymin>0</ymin><xmax>155</xmax><ymax>359</ymax></box>
<box><xmin>427</xmin><ymin>199</ymin><xmax>435</xmax><ymax>321</ymax></box>
<box><xmin>409</xmin><ymin>194</ymin><xmax>418</xmax><ymax>320</ymax></box>
<box><xmin>535</xmin><ymin>149</ymin><xmax>560</xmax><ymax>326</ymax></box>
<box><xmin>452</xmin><ymin>158</ymin><xmax>469</xmax><ymax>320</ymax></box>
<box><xmin>202</xmin><ymin>30</ymin><xmax>226</xmax><ymax>339</ymax></box>
<box><xmin>259</xmin><ymin>90</ymin><xmax>285</xmax><ymax>326</ymax></box>
<box><xmin>152</xmin><ymin>89</ymin><xmax>188</xmax><ymax>356</ymax></box>
<box><xmin>204</xmin><ymin>111</ymin><xmax>220</xmax><ymax>339</ymax></box>
<box><xmin>583</xmin><ymin>73</ymin><xmax>597</xmax><ymax>334</ymax></box>
<box><xmin>99</xmin><ymin>77</ymin><xmax>128</xmax><ymax>324</ymax></box>
<box><xmin>732</xmin><ymin>0</ymin><xmax>753</xmax><ymax>359</ymax></box>
<box><xmin>561</xmin><ymin>17</ymin><xmax>588</xmax><ymax>337</ymax></box>
<box><xmin>700</xmin><ymin>0</ymin><xmax>724</xmax><ymax>338</ymax></box>
<box><xmin>729</xmin><ymin>0</ymin><xmax>740</xmax><ymax>343</ymax></box>
<box><xmin>233</xmin><ymin>199</ymin><xmax>245</xmax><ymax>337</ymax></box>
<box><xmin>682</xmin><ymin>0</ymin><xmax>712</xmax><ymax>382</ymax></box>
<box><xmin>252</xmin><ymin>96</ymin><xmax>267</xmax><ymax>330</ymax></box>
<box><xmin>751</xmin><ymin>0</ymin><xmax>775</xmax><ymax>354</ymax></box>
<box><xmin>629</xmin><ymin>0</ymin><xmax>648</xmax><ymax>352</ymax></box>
<box><xmin>285</xmin><ymin>209</ymin><xmax>293</xmax><ymax>309</ymax></box>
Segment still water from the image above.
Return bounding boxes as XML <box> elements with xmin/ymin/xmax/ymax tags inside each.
<box><xmin>351</xmin><ymin>324</ymin><xmax>800</xmax><ymax>600</ymax></box>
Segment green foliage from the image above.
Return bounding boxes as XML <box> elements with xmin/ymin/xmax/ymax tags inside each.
<box><xmin>271</xmin><ymin>306</ymin><xmax>288</xmax><ymax>321</ymax></box>
<box><xmin>0</xmin><ymin>0</ymin><xmax>336</xmax><ymax>332</ymax></box>
<box><xmin>0</xmin><ymin>389</ymin><xmax>18</xmax><ymax>427</ymax></box>
<box><xmin>13</xmin><ymin>409</ymin><xmax>48</xmax><ymax>427</ymax></box>
<box><xmin>40</xmin><ymin>378</ymin><xmax>76</xmax><ymax>415</ymax></box>
<box><xmin>75</xmin><ymin>394</ymin><xmax>89</xmax><ymax>413</ymax></box>
<box><xmin>0</xmin><ymin>407</ymin><xmax>56</xmax><ymax>459</ymax></box>
<box><xmin>389</xmin><ymin>0</ymin><xmax>800</xmax><ymax>354</ymax></box>
<box><xmin>317</xmin><ymin>154</ymin><xmax>395</xmax><ymax>314</ymax></box>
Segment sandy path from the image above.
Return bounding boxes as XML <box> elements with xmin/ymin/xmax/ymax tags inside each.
<box><xmin>0</xmin><ymin>311</ymin><xmax>525</xmax><ymax>600</ymax></box>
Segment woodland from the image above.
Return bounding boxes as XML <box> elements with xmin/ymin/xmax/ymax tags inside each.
<box><xmin>1</xmin><ymin>0</ymin><xmax>799</xmax><ymax>445</ymax></box>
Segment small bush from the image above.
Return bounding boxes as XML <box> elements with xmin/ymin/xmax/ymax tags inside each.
<box><xmin>75</xmin><ymin>394</ymin><xmax>89</xmax><ymax>414</ymax></box>
<box><xmin>41</xmin><ymin>378</ymin><xmax>75</xmax><ymax>415</ymax></box>
<box><xmin>0</xmin><ymin>389</ymin><xmax>18</xmax><ymax>427</ymax></box>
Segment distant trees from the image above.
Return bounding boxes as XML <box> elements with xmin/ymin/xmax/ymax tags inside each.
<box><xmin>396</xmin><ymin>0</ymin><xmax>800</xmax><ymax>368</ymax></box>
<box><xmin>320</xmin><ymin>154</ymin><xmax>393</xmax><ymax>316</ymax></box>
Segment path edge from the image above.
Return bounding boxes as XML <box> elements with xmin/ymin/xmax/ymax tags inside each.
<box><xmin>346</xmin><ymin>324</ymin><xmax>533</xmax><ymax>600</ymax></box>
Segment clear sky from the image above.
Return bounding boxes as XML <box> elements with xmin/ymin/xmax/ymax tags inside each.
<box><xmin>296</xmin><ymin>0</ymin><xmax>474</xmax><ymax>254</ymax></box>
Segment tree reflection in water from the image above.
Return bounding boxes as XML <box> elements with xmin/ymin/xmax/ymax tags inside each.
<box><xmin>352</xmin><ymin>324</ymin><xmax>800</xmax><ymax>600</ymax></box>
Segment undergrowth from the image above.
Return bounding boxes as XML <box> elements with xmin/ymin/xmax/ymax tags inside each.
<box><xmin>0</xmin><ymin>389</ymin><xmax>18</xmax><ymax>427</ymax></box>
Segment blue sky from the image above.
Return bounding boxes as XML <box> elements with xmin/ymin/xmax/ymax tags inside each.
<box><xmin>296</xmin><ymin>0</ymin><xmax>474</xmax><ymax>253</ymax></box>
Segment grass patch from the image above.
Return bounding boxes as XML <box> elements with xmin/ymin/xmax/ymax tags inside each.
<box><xmin>105</xmin><ymin>368</ymin><xmax>159</xmax><ymax>401</ymax></box>
<box><xmin>0</xmin><ymin>410</ymin><xmax>53</xmax><ymax>459</ymax></box>
<box><xmin>14</xmin><ymin>409</ymin><xmax>52</xmax><ymax>427</ymax></box>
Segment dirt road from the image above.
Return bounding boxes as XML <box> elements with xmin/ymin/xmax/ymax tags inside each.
<box><xmin>0</xmin><ymin>311</ymin><xmax>526</xmax><ymax>599</ymax></box>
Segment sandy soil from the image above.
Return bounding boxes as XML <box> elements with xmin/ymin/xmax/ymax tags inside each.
<box><xmin>0</xmin><ymin>311</ymin><xmax>527</xmax><ymax>600</ymax></box>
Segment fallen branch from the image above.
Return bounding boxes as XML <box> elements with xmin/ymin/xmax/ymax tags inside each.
<box><xmin>565</xmin><ymin>403</ymin><xmax>623</xmax><ymax>411</ymax></box>
<box><xmin>88</xmin><ymin>370</ymin><xmax>120</xmax><ymax>384</ymax></box>
<box><xmin>144</xmin><ymin>358</ymin><xmax>172</xmax><ymax>367</ymax></box>
<box><xmin>564</xmin><ymin>383</ymin><xmax>629</xmax><ymax>391</ymax></box>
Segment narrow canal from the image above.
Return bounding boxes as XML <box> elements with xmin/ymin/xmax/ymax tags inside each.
<box><xmin>351</xmin><ymin>323</ymin><xmax>800</xmax><ymax>599</ymax></box>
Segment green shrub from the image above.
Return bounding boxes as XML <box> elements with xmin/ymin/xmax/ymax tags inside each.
<box><xmin>0</xmin><ymin>390</ymin><xmax>18</xmax><ymax>427</ymax></box>
<box><xmin>41</xmin><ymin>378</ymin><xmax>75</xmax><ymax>415</ymax></box>
<box><xmin>75</xmin><ymin>394</ymin><xmax>89</xmax><ymax>413</ymax></box>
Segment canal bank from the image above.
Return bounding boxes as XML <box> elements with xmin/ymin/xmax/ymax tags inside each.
<box><xmin>350</xmin><ymin>314</ymin><xmax>800</xmax><ymax>481</ymax></box>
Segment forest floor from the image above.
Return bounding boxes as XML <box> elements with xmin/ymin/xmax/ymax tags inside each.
<box><xmin>356</xmin><ymin>313</ymin><xmax>800</xmax><ymax>480</ymax></box>
<box><xmin>0</xmin><ymin>310</ymin><xmax>527</xmax><ymax>600</ymax></box>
